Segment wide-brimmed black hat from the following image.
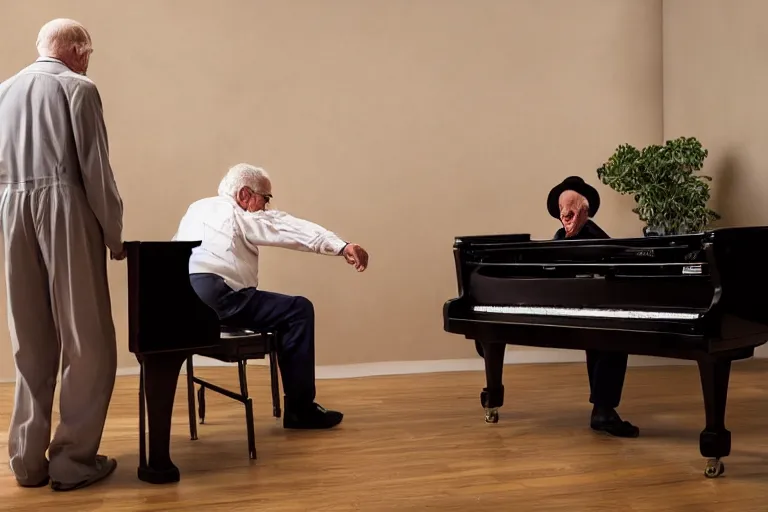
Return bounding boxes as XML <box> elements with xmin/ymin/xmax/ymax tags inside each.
<box><xmin>547</xmin><ymin>176</ymin><xmax>600</xmax><ymax>219</ymax></box>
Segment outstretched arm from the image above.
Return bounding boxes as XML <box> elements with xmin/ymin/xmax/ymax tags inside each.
<box><xmin>240</xmin><ymin>210</ymin><xmax>348</xmax><ymax>255</ymax></box>
<box><xmin>239</xmin><ymin>210</ymin><xmax>369</xmax><ymax>271</ymax></box>
<box><xmin>69</xmin><ymin>80</ymin><xmax>124</xmax><ymax>256</ymax></box>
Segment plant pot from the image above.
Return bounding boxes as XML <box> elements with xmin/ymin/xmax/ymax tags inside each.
<box><xmin>643</xmin><ymin>226</ymin><xmax>665</xmax><ymax>237</ymax></box>
<box><xmin>643</xmin><ymin>225</ymin><xmax>694</xmax><ymax>237</ymax></box>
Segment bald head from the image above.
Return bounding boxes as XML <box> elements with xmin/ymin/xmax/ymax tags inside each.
<box><xmin>558</xmin><ymin>190</ymin><xmax>590</xmax><ymax>238</ymax></box>
<box><xmin>36</xmin><ymin>19</ymin><xmax>93</xmax><ymax>75</ymax></box>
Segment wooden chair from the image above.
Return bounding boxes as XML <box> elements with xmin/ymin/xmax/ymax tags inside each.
<box><xmin>186</xmin><ymin>327</ymin><xmax>282</xmax><ymax>460</ymax></box>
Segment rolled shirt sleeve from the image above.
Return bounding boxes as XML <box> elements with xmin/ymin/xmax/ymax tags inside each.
<box><xmin>69</xmin><ymin>81</ymin><xmax>124</xmax><ymax>254</ymax></box>
<box><xmin>238</xmin><ymin>210</ymin><xmax>347</xmax><ymax>255</ymax></box>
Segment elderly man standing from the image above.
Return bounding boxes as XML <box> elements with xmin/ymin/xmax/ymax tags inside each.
<box><xmin>174</xmin><ymin>163</ymin><xmax>368</xmax><ymax>429</ymax></box>
<box><xmin>0</xmin><ymin>19</ymin><xmax>124</xmax><ymax>490</ymax></box>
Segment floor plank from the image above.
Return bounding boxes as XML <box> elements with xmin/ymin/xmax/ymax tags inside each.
<box><xmin>0</xmin><ymin>360</ymin><xmax>767</xmax><ymax>511</ymax></box>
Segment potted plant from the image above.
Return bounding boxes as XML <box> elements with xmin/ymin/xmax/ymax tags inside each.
<box><xmin>595</xmin><ymin>136</ymin><xmax>720</xmax><ymax>236</ymax></box>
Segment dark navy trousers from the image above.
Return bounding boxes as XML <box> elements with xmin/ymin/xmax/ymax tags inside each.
<box><xmin>190</xmin><ymin>273</ymin><xmax>316</xmax><ymax>405</ymax></box>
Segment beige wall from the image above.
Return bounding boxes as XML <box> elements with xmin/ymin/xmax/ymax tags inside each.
<box><xmin>663</xmin><ymin>0</ymin><xmax>768</xmax><ymax>356</ymax></box>
<box><xmin>663</xmin><ymin>0</ymin><xmax>766</xmax><ymax>228</ymax></box>
<box><xmin>0</xmin><ymin>0</ymin><xmax>664</xmax><ymax>380</ymax></box>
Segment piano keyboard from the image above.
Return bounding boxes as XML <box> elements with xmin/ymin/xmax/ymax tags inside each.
<box><xmin>472</xmin><ymin>305</ymin><xmax>701</xmax><ymax>321</ymax></box>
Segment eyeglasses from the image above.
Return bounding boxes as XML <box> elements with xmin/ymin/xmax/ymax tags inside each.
<box><xmin>243</xmin><ymin>187</ymin><xmax>272</xmax><ymax>204</ymax></box>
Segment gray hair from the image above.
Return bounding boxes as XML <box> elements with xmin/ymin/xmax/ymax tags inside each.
<box><xmin>217</xmin><ymin>163</ymin><xmax>271</xmax><ymax>198</ymax></box>
<box><xmin>36</xmin><ymin>18</ymin><xmax>92</xmax><ymax>58</ymax></box>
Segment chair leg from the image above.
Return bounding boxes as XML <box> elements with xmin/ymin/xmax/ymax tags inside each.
<box><xmin>269</xmin><ymin>349</ymin><xmax>282</xmax><ymax>418</ymax></box>
<box><xmin>238</xmin><ymin>360</ymin><xmax>257</xmax><ymax>460</ymax></box>
<box><xmin>186</xmin><ymin>357</ymin><xmax>198</xmax><ymax>441</ymax></box>
<box><xmin>245</xmin><ymin>398</ymin><xmax>256</xmax><ymax>460</ymax></box>
<box><xmin>198</xmin><ymin>386</ymin><xmax>206</xmax><ymax>424</ymax></box>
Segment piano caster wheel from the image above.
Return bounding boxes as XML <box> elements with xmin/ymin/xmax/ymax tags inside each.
<box><xmin>484</xmin><ymin>407</ymin><xmax>499</xmax><ymax>424</ymax></box>
<box><xmin>704</xmin><ymin>458</ymin><xmax>725</xmax><ymax>478</ymax></box>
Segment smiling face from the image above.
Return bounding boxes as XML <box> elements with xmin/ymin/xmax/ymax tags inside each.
<box><xmin>558</xmin><ymin>190</ymin><xmax>589</xmax><ymax>238</ymax></box>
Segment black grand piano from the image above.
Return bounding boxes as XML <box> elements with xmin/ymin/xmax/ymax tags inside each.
<box><xmin>443</xmin><ymin>226</ymin><xmax>768</xmax><ymax>478</ymax></box>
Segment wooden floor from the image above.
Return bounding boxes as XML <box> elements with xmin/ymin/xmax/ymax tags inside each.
<box><xmin>0</xmin><ymin>360</ymin><xmax>767</xmax><ymax>511</ymax></box>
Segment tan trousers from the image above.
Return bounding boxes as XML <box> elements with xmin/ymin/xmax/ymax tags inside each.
<box><xmin>1</xmin><ymin>182</ymin><xmax>117</xmax><ymax>485</ymax></box>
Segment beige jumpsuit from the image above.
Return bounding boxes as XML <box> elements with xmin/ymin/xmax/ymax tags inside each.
<box><xmin>0</xmin><ymin>58</ymin><xmax>123</xmax><ymax>486</ymax></box>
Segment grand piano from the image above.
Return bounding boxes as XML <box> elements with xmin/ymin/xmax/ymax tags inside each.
<box><xmin>125</xmin><ymin>240</ymin><xmax>221</xmax><ymax>484</ymax></box>
<box><xmin>443</xmin><ymin>226</ymin><xmax>768</xmax><ymax>478</ymax></box>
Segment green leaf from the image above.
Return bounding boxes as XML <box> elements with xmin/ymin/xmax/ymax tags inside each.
<box><xmin>594</xmin><ymin>137</ymin><xmax>719</xmax><ymax>234</ymax></box>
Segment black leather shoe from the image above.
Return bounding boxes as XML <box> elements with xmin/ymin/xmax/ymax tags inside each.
<box><xmin>590</xmin><ymin>407</ymin><xmax>640</xmax><ymax>438</ymax></box>
<box><xmin>283</xmin><ymin>401</ymin><xmax>343</xmax><ymax>429</ymax></box>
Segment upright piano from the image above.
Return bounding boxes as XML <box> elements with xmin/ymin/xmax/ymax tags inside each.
<box><xmin>125</xmin><ymin>241</ymin><xmax>221</xmax><ymax>484</ymax></box>
<box><xmin>443</xmin><ymin>226</ymin><xmax>768</xmax><ymax>478</ymax></box>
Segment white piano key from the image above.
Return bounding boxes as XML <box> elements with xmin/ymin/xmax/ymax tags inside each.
<box><xmin>472</xmin><ymin>305</ymin><xmax>700</xmax><ymax>320</ymax></box>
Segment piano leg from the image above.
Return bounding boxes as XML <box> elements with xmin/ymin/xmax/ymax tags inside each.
<box><xmin>480</xmin><ymin>341</ymin><xmax>505</xmax><ymax>424</ymax></box>
<box><xmin>137</xmin><ymin>352</ymin><xmax>188</xmax><ymax>484</ymax></box>
<box><xmin>696</xmin><ymin>357</ymin><xmax>731</xmax><ymax>478</ymax></box>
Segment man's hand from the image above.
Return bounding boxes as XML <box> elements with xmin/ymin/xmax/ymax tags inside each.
<box><xmin>110</xmin><ymin>243</ymin><xmax>127</xmax><ymax>261</ymax></box>
<box><xmin>342</xmin><ymin>243</ymin><xmax>368</xmax><ymax>272</ymax></box>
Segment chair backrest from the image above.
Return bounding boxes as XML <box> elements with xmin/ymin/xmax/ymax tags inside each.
<box><xmin>125</xmin><ymin>241</ymin><xmax>221</xmax><ymax>355</ymax></box>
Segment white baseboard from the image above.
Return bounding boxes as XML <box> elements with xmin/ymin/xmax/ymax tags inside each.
<box><xmin>3</xmin><ymin>346</ymin><xmax>759</xmax><ymax>384</ymax></box>
<box><xmin>110</xmin><ymin>348</ymin><xmax>696</xmax><ymax>381</ymax></box>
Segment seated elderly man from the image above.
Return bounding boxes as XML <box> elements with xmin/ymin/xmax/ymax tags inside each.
<box><xmin>173</xmin><ymin>163</ymin><xmax>369</xmax><ymax>429</ymax></box>
<box><xmin>546</xmin><ymin>176</ymin><xmax>639</xmax><ymax>438</ymax></box>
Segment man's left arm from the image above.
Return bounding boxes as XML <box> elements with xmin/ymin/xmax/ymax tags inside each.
<box><xmin>241</xmin><ymin>210</ymin><xmax>347</xmax><ymax>255</ymax></box>
<box><xmin>240</xmin><ymin>210</ymin><xmax>368</xmax><ymax>271</ymax></box>
<box><xmin>69</xmin><ymin>81</ymin><xmax>124</xmax><ymax>257</ymax></box>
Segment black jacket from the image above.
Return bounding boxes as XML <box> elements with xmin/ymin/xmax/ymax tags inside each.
<box><xmin>553</xmin><ymin>219</ymin><xmax>610</xmax><ymax>241</ymax></box>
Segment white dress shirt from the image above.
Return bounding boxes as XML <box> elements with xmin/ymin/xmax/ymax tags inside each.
<box><xmin>173</xmin><ymin>195</ymin><xmax>347</xmax><ymax>291</ymax></box>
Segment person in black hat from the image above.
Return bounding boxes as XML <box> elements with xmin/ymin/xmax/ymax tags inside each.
<box><xmin>546</xmin><ymin>176</ymin><xmax>639</xmax><ymax>438</ymax></box>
